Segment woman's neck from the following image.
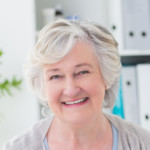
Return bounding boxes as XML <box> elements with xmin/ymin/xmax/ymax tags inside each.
<box><xmin>47</xmin><ymin>113</ymin><xmax>112</xmax><ymax>149</ymax></box>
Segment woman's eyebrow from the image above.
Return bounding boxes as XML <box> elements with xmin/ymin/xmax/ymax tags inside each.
<box><xmin>46</xmin><ymin>68</ymin><xmax>60</xmax><ymax>74</ymax></box>
<box><xmin>75</xmin><ymin>63</ymin><xmax>93</xmax><ymax>68</ymax></box>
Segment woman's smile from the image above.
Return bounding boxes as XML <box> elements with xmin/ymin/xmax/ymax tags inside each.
<box><xmin>62</xmin><ymin>97</ymin><xmax>89</xmax><ymax>107</ymax></box>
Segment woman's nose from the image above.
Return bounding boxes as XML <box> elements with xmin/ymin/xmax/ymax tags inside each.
<box><xmin>63</xmin><ymin>77</ymin><xmax>81</xmax><ymax>97</ymax></box>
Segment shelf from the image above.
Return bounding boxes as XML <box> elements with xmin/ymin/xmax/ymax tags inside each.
<box><xmin>121</xmin><ymin>55</ymin><xmax>150</xmax><ymax>66</ymax></box>
<box><xmin>119</xmin><ymin>49</ymin><xmax>150</xmax><ymax>56</ymax></box>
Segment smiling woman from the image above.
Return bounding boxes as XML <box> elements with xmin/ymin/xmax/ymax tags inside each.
<box><xmin>43</xmin><ymin>41</ymin><xmax>106</xmax><ymax>125</ymax></box>
<box><xmin>3</xmin><ymin>19</ymin><xmax>150</xmax><ymax>150</ymax></box>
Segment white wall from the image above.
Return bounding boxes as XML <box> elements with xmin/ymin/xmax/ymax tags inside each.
<box><xmin>0</xmin><ymin>0</ymin><xmax>39</xmax><ymax>149</ymax></box>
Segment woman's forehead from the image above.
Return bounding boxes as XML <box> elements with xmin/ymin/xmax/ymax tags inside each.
<box><xmin>43</xmin><ymin>42</ymin><xmax>100</xmax><ymax>74</ymax></box>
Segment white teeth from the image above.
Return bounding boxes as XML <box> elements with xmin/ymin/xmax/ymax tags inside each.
<box><xmin>64</xmin><ymin>98</ymin><xmax>87</xmax><ymax>105</ymax></box>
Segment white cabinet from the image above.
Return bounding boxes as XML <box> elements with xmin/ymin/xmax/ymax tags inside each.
<box><xmin>35</xmin><ymin>0</ymin><xmax>109</xmax><ymax>30</ymax></box>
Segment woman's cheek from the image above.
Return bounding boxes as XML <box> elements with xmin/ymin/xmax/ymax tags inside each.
<box><xmin>46</xmin><ymin>84</ymin><xmax>62</xmax><ymax>102</ymax></box>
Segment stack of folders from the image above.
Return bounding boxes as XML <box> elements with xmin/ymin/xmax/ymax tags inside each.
<box><xmin>112</xmin><ymin>64</ymin><xmax>150</xmax><ymax>131</ymax></box>
<box><xmin>108</xmin><ymin>0</ymin><xmax>150</xmax><ymax>49</ymax></box>
<box><xmin>136</xmin><ymin>64</ymin><xmax>150</xmax><ymax>130</ymax></box>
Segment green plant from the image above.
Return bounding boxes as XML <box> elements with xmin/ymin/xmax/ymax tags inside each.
<box><xmin>0</xmin><ymin>50</ymin><xmax>22</xmax><ymax>96</ymax></box>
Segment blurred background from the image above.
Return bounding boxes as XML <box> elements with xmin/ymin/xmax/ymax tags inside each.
<box><xmin>0</xmin><ymin>0</ymin><xmax>150</xmax><ymax>149</ymax></box>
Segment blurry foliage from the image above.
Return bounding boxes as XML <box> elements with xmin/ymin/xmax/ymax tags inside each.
<box><xmin>0</xmin><ymin>50</ymin><xmax>22</xmax><ymax>97</ymax></box>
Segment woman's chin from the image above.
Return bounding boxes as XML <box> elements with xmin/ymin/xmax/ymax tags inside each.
<box><xmin>62</xmin><ymin>112</ymin><xmax>95</xmax><ymax>126</ymax></box>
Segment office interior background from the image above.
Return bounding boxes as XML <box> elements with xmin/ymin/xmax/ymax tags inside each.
<box><xmin>0</xmin><ymin>0</ymin><xmax>150</xmax><ymax>149</ymax></box>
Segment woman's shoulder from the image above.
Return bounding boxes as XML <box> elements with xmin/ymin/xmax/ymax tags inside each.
<box><xmin>105</xmin><ymin>112</ymin><xmax>150</xmax><ymax>149</ymax></box>
<box><xmin>3</xmin><ymin>116</ymin><xmax>53</xmax><ymax>150</ymax></box>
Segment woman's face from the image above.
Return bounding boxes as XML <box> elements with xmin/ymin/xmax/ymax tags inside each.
<box><xmin>43</xmin><ymin>42</ymin><xmax>106</xmax><ymax>124</ymax></box>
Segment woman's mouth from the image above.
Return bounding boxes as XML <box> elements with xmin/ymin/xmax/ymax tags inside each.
<box><xmin>62</xmin><ymin>97</ymin><xmax>89</xmax><ymax>106</ymax></box>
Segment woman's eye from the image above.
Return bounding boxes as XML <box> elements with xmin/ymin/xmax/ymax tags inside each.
<box><xmin>50</xmin><ymin>75</ymin><xmax>61</xmax><ymax>80</ymax></box>
<box><xmin>78</xmin><ymin>70</ymin><xmax>89</xmax><ymax>75</ymax></box>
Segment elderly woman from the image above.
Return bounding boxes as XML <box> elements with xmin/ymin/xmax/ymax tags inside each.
<box><xmin>4</xmin><ymin>19</ymin><xmax>150</xmax><ymax>150</ymax></box>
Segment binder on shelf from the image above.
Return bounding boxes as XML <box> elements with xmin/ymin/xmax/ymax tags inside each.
<box><xmin>136</xmin><ymin>64</ymin><xmax>150</xmax><ymax>130</ymax></box>
<box><xmin>112</xmin><ymin>76</ymin><xmax>124</xmax><ymax>119</ymax></box>
<box><xmin>122</xmin><ymin>0</ymin><xmax>150</xmax><ymax>49</ymax></box>
<box><xmin>107</xmin><ymin>0</ymin><xmax>124</xmax><ymax>50</ymax></box>
<box><xmin>122</xmin><ymin>66</ymin><xmax>139</xmax><ymax>124</ymax></box>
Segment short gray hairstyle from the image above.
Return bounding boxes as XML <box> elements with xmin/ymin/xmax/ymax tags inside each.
<box><xmin>24</xmin><ymin>19</ymin><xmax>122</xmax><ymax>109</ymax></box>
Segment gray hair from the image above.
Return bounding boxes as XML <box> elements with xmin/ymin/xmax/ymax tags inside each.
<box><xmin>24</xmin><ymin>19</ymin><xmax>122</xmax><ymax>109</ymax></box>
